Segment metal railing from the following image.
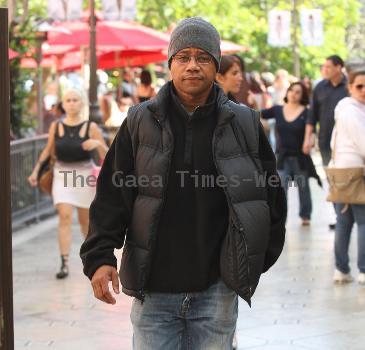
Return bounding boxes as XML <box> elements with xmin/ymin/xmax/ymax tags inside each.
<box><xmin>10</xmin><ymin>126</ymin><xmax>119</xmax><ymax>228</ymax></box>
<box><xmin>10</xmin><ymin>135</ymin><xmax>55</xmax><ymax>228</ymax></box>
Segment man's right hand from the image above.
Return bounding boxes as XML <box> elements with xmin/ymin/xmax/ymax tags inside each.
<box><xmin>91</xmin><ymin>265</ymin><xmax>120</xmax><ymax>305</ymax></box>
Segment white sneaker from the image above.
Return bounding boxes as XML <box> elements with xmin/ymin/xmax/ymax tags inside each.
<box><xmin>358</xmin><ymin>273</ymin><xmax>365</xmax><ymax>285</ymax></box>
<box><xmin>333</xmin><ymin>269</ymin><xmax>353</xmax><ymax>284</ymax></box>
<box><xmin>232</xmin><ymin>333</ymin><xmax>237</xmax><ymax>350</ymax></box>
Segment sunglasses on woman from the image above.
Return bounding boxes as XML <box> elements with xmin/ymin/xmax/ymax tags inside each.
<box><xmin>354</xmin><ymin>84</ymin><xmax>365</xmax><ymax>91</ymax></box>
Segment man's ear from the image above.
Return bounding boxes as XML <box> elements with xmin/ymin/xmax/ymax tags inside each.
<box><xmin>215</xmin><ymin>73</ymin><xmax>224</xmax><ymax>85</ymax></box>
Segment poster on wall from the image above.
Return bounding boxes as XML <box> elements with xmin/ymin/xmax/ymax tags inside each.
<box><xmin>102</xmin><ymin>0</ymin><xmax>137</xmax><ymax>21</ymax></box>
<box><xmin>102</xmin><ymin>0</ymin><xmax>122</xmax><ymax>20</ymax></box>
<box><xmin>268</xmin><ymin>10</ymin><xmax>291</xmax><ymax>47</ymax></box>
<box><xmin>300</xmin><ymin>9</ymin><xmax>324</xmax><ymax>46</ymax></box>
<box><xmin>48</xmin><ymin>0</ymin><xmax>82</xmax><ymax>21</ymax></box>
<box><xmin>121</xmin><ymin>0</ymin><xmax>137</xmax><ymax>21</ymax></box>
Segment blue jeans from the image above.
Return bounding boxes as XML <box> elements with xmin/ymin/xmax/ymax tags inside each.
<box><xmin>130</xmin><ymin>279</ymin><xmax>238</xmax><ymax>350</ymax></box>
<box><xmin>334</xmin><ymin>203</ymin><xmax>365</xmax><ymax>274</ymax></box>
<box><xmin>278</xmin><ymin>156</ymin><xmax>312</xmax><ymax>220</ymax></box>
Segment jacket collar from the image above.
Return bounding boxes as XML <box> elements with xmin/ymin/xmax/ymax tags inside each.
<box><xmin>147</xmin><ymin>81</ymin><xmax>235</xmax><ymax>126</ymax></box>
<box><xmin>146</xmin><ymin>82</ymin><xmax>171</xmax><ymax>121</ymax></box>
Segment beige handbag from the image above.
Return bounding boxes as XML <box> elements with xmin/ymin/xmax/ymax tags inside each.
<box><xmin>324</xmin><ymin>125</ymin><xmax>365</xmax><ymax>205</ymax></box>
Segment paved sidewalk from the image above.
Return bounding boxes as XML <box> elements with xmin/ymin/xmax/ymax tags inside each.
<box><xmin>13</xmin><ymin>175</ymin><xmax>365</xmax><ymax>349</ymax></box>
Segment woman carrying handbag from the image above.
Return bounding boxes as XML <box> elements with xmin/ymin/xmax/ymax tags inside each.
<box><xmin>28</xmin><ymin>89</ymin><xmax>108</xmax><ymax>279</ymax></box>
<box><xmin>327</xmin><ymin>70</ymin><xmax>365</xmax><ymax>285</ymax></box>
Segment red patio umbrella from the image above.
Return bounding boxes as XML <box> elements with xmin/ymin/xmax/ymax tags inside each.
<box><xmin>20</xmin><ymin>57</ymin><xmax>55</xmax><ymax>69</ymax></box>
<box><xmin>48</xmin><ymin>20</ymin><xmax>170</xmax><ymax>51</ymax></box>
<box><xmin>20</xmin><ymin>48</ymin><xmax>167</xmax><ymax>72</ymax></box>
<box><xmin>97</xmin><ymin>50</ymin><xmax>167</xmax><ymax>70</ymax></box>
<box><xmin>9</xmin><ymin>49</ymin><xmax>19</xmax><ymax>59</ymax></box>
<box><xmin>42</xmin><ymin>44</ymin><xmax>76</xmax><ymax>57</ymax></box>
<box><xmin>96</xmin><ymin>38</ymin><xmax>246</xmax><ymax>69</ymax></box>
<box><xmin>20</xmin><ymin>54</ymin><xmax>82</xmax><ymax>71</ymax></box>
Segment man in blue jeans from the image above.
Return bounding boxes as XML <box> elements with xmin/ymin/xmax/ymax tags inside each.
<box><xmin>80</xmin><ymin>17</ymin><xmax>286</xmax><ymax>349</ymax></box>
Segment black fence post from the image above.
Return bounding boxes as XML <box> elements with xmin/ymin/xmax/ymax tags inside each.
<box><xmin>0</xmin><ymin>7</ymin><xmax>15</xmax><ymax>350</ymax></box>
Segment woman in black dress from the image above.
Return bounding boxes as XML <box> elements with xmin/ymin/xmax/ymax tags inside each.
<box><xmin>261</xmin><ymin>82</ymin><xmax>320</xmax><ymax>226</ymax></box>
<box><xmin>28</xmin><ymin>89</ymin><xmax>109</xmax><ymax>278</ymax></box>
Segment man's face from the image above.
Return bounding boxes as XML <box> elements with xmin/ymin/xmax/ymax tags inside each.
<box><xmin>170</xmin><ymin>48</ymin><xmax>217</xmax><ymax>97</ymax></box>
<box><xmin>322</xmin><ymin>59</ymin><xmax>342</xmax><ymax>80</ymax></box>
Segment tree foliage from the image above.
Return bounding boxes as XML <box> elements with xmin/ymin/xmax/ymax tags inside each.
<box><xmin>9</xmin><ymin>15</ymin><xmax>42</xmax><ymax>136</ymax></box>
<box><xmin>3</xmin><ymin>0</ymin><xmax>363</xmax><ymax>135</ymax></box>
<box><xmin>137</xmin><ymin>0</ymin><xmax>362</xmax><ymax>78</ymax></box>
<box><xmin>4</xmin><ymin>0</ymin><xmax>363</xmax><ymax>79</ymax></box>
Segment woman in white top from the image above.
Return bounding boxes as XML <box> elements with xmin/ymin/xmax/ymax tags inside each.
<box><xmin>330</xmin><ymin>70</ymin><xmax>365</xmax><ymax>285</ymax></box>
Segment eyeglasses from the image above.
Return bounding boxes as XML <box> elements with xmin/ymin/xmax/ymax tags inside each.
<box><xmin>354</xmin><ymin>84</ymin><xmax>365</xmax><ymax>91</ymax></box>
<box><xmin>173</xmin><ymin>54</ymin><xmax>213</xmax><ymax>65</ymax></box>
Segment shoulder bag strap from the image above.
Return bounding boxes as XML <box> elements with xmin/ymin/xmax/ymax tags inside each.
<box><xmin>84</xmin><ymin>120</ymin><xmax>91</xmax><ymax>139</ymax></box>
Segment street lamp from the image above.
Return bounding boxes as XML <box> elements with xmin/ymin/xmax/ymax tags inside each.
<box><xmin>88</xmin><ymin>0</ymin><xmax>102</xmax><ymax>124</ymax></box>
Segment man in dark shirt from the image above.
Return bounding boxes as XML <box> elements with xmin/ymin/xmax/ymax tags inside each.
<box><xmin>303</xmin><ymin>55</ymin><xmax>348</xmax><ymax>165</ymax></box>
<box><xmin>303</xmin><ymin>55</ymin><xmax>348</xmax><ymax>230</ymax></box>
<box><xmin>80</xmin><ymin>17</ymin><xmax>286</xmax><ymax>349</ymax></box>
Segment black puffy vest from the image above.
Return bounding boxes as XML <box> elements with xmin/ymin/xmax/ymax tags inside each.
<box><xmin>121</xmin><ymin>83</ymin><xmax>271</xmax><ymax>306</ymax></box>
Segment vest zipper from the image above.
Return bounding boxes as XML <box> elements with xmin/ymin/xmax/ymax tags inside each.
<box><xmin>212</xmin><ymin>125</ymin><xmax>252</xmax><ymax>301</ymax></box>
<box><xmin>238</xmin><ymin>225</ymin><xmax>252</xmax><ymax>299</ymax></box>
<box><xmin>230</xmin><ymin>221</ymin><xmax>239</xmax><ymax>291</ymax></box>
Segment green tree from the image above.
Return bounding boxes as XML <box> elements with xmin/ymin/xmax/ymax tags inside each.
<box><xmin>137</xmin><ymin>0</ymin><xmax>362</xmax><ymax>78</ymax></box>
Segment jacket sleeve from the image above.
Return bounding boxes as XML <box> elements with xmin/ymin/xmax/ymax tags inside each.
<box><xmin>257</xmin><ymin>123</ymin><xmax>287</xmax><ymax>272</ymax></box>
<box><xmin>80</xmin><ymin>118</ymin><xmax>137</xmax><ymax>280</ymax></box>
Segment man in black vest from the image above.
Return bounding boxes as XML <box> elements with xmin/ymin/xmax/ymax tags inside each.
<box><xmin>80</xmin><ymin>17</ymin><xmax>286</xmax><ymax>349</ymax></box>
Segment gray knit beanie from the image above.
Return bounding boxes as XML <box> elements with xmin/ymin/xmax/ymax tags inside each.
<box><xmin>168</xmin><ymin>17</ymin><xmax>221</xmax><ymax>70</ymax></box>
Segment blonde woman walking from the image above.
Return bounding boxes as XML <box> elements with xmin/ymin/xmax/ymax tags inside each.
<box><xmin>28</xmin><ymin>89</ymin><xmax>108</xmax><ymax>279</ymax></box>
